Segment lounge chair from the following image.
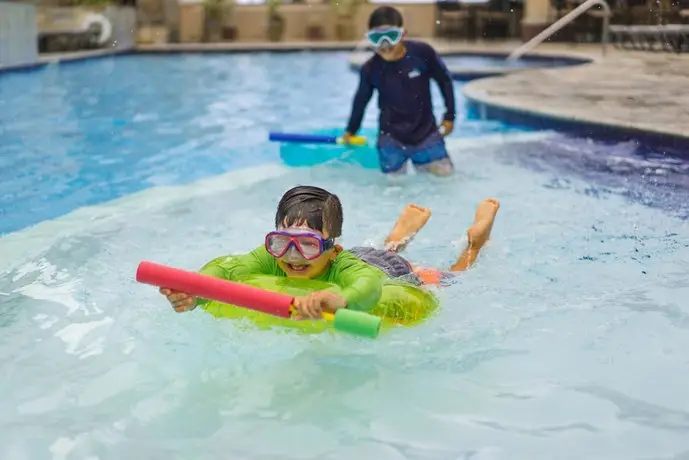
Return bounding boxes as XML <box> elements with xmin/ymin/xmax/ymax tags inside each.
<box><xmin>37</xmin><ymin>7</ymin><xmax>112</xmax><ymax>53</ymax></box>
<box><xmin>610</xmin><ymin>24</ymin><xmax>689</xmax><ymax>52</ymax></box>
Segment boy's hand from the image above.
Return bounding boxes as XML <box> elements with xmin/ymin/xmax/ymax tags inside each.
<box><xmin>160</xmin><ymin>287</ymin><xmax>197</xmax><ymax>313</ymax></box>
<box><xmin>292</xmin><ymin>291</ymin><xmax>347</xmax><ymax>320</ymax></box>
<box><xmin>341</xmin><ymin>131</ymin><xmax>353</xmax><ymax>144</ymax></box>
<box><xmin>439</xmin><ymin>120</ymin><xmax>454</xmax><ymax>137</ymax></box>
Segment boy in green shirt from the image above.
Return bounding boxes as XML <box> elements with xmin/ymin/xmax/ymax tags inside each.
<box><xmin>160</xmin><ymin>185</ymin><xmax>499</xmax><ymax>319</ymax></box>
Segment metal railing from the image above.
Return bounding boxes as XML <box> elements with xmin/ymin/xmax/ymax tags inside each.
<box><xmin>507</xmin><ymin>0</ymin><xmax>611</xmax><ymax>61</ymax></box>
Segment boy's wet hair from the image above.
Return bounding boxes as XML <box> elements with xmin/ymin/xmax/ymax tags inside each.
<box><xmin>275</xmin><ymin>185</ymin><xmax>343</xmax><ymax>238</ymax></box>
<box><xmin>368</xmin><ymin>6</ymin><xmax>404</xmax><ymax>29</ymax></box>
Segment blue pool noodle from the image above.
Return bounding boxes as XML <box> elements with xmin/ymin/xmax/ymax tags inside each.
<box><xmin>269</xmin><ymin>132</ymin><xmax>338</xmax><ymax>144</ymax></box>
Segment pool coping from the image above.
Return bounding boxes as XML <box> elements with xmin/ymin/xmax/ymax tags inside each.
<box><xmin>136</xmin><ymin>41</ymin><xmax>363</xmax><ymax>53</ymax></box>
<box><xmin>0</xmin><ymin>47</ymin><xmax>134</xmax><ymax>74</ymax></box>
<box><xmin>0</xmin><ymin>42</ymin><xmax>365</xmax><ymax>74</ymax></box>
<box><xmin>461</xmin><ymin>65</ymin><xmax>689</xmax><ymax>152</ymax></box>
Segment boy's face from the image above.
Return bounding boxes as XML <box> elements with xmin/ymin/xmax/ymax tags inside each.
<box><xmin>367</xmin><ymin>25</ymin><xmax>406</xmax><ymax>61</ymax></box>
<box><xmin>267</xmin><ymin>224</ymin><xmax>336</xmax><ymax>279</ymax></box>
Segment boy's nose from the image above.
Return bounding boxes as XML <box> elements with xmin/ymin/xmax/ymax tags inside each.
<box><xmin>283</xmin><ymin>245</ymin><xmax>306</xmax><ymax>262</ymax></box>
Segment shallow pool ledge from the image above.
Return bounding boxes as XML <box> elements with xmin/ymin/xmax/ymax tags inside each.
<box><xmin>463</xmin><ymin>50</ymin><xmax>689</xmax><ymax>151</ymax></box>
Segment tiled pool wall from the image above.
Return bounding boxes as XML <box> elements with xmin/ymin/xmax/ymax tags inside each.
<box><xmin>464</xmin><ymin>97</ymin><xmax>689</xmax><ymax>156</ymax></box>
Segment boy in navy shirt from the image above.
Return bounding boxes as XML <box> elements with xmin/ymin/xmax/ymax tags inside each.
<box><xmin>343</xmin><ymin>6</ymin><xmax>456</xmax><ymax>176</ymax></box>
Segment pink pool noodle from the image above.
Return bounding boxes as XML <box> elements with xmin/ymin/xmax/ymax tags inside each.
<box><xmin>136</xmin><ymin>261</ymin><xmax>293</xmax><ymax>318</ymax></box>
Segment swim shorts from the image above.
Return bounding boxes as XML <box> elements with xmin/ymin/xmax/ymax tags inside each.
<box><xmin>377</xmin><ymin>130</ymin><xmax>451</xmax><ymax>174</ymax></box>
<box><xmin>349</xmin><ymin>246</ymin><xmax>414</xmax><ymax>278</ymax></box>
<box><xmin>349</xmin><ymin>246</ymin><xmax>458</xmax><ymax>287</ymax></box>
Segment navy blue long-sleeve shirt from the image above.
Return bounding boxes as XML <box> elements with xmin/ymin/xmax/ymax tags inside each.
<box><xmin>345</xmin><ymin>40</ymin><xmax>456</xmax><ymax>146</ymax></box>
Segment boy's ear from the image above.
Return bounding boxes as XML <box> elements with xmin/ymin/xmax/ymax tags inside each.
<box><xmin>331</xmin><ymin>245</ymin><xmax>343</xmax><ymax>259</ymax></box>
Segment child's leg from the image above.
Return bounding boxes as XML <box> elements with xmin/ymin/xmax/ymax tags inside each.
<box><xmin>384</xmin><ymin>204</ymin><xmax>432</xmax><ymax>253</ymax></box>
<box><xmin>378</xmin><ymin>133</ymin><xmax>410</xmax><ymax>175</ymax></box>
<box><xmin>449</xmin><ymin>198</ymin><xmax>501</xmax><ymax>272</ymax></box>
<box><xmin>414</xmin><ymin>158</ymin><xmax>454</xmax><ymax>176</ymax></box>
<box><xmin>409</xmin><ymin>131</ymin><xmax>455</xmax><ymax>177</ymax></box>
<box><xmin>403</xmin><ymin>198</ymin><xmax>499</xmax><ymax>286</ymax></box>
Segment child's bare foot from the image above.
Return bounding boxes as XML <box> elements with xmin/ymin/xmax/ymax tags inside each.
<box><xmin>450</xmin><ymin>198</ymin><xmax>500</xmax><ymax>272</ymax></box>
<box><xmin>385</xmin><ymin>204</ymin><xmax>432</xmax><ymax>253</ymax></box>
<box><xmin>466</xmin><ymin>198</ymin><xmax>500</xmax><ymax>249</ymax></box>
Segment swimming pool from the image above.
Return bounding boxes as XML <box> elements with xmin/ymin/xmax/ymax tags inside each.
<box><xmin>348</xmin><ymin>51</ymin><xmax>590</xmax><ymax>81</ymax></box>
<box><xmin>442</xmin><ymin>53</ymin><xmax>587</xmax><ymax>69</ymax></box>
<box><xmin>1</xmin><ymin>52</ymin><xmax>689</xmax><ymax>460</ymax></box>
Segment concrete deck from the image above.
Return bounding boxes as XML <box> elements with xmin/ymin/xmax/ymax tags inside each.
<box><xmin>462</xmin><ymin>45</ymin><xmax>689</xmax><ymax>141</ymax></box>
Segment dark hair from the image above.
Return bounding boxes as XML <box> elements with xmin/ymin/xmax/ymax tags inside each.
<box><xmin>368</xmin><ymin>6</ymin><xmax>404</xmax><ymax>29</ymax></box>
<box><xmin>275</xmin><ymin>185</ymin><xmax>343</xmax><ymax>238</ymax></box>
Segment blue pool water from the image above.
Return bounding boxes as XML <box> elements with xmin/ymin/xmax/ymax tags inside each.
<box><xmin>0</xmin><ymin>52</ymin><xmax>525</xmax><ymax>235</ymax></box>
<box><xmin>441</xmin><ymin>54</ymin><xmax>586</xmax><ymax>69</ymax></box>
<box><xmin>1</xmin><ymin>53</ymin><xmax>689</xmax><ymax>460</ymax></box>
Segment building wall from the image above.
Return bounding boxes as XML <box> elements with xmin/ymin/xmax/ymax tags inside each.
<box><xmin>0</xmin><ymin>1</ymin><xmax>39</xmax><ymax>68</ymax></box>
<box><xmin>179</xmin><ymin>2</ymin><xmax>441</xmax><ymax>42</ymax></box>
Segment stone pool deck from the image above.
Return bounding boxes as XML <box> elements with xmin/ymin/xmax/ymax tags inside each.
<box><xmin>6</xmin><ymin>40</ymin><xmax>689</xmax><ymax>144</ymax></box>
<box><xmin>460</xmin><ymin>45</ymin><xmax>689</xmax><ymax>142</ymax></box>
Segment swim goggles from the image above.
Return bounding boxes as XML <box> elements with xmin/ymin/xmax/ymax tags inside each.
<box><xmin>366</xmin><ymin>27</ymin><xmax>404</xmax><ymax>47</ymax></box>
<box><xmin>265</xmin><ymin>231</ymin><xmax>335</xmax><ymax>260</ymax></box>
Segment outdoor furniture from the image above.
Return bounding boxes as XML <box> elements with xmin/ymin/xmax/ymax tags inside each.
<box><xmin>610</xmin><ymin>23</ymin><xmax>689</xmax><ymax>51</ymax></box>
<box><xmin>435</xmin><ymin>0</ymin><xmax>471</xmax><ymax>39</ymax></box>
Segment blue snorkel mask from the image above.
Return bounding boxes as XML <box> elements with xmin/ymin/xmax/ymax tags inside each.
<box><xmin>366</xmin><ymin>27</ymin><xmax>404</xmax><ymax>48</ymax></box>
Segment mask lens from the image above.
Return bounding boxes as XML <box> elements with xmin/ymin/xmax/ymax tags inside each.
<box><xmin>266</xmin><ymin>233</ymin><xmax>291</xmax><ymax>257</ymax></box>
<box><xmin>367</xmin><ymin>28</ymin><xmax>402</xmax><ymax>47</ymax></box>
<box><xmin>294</xmin><ymin>235</ymin><xmax>322</xmax><ymax>259</ymax></box>
<box><xmin>265</xmin><ymin>232</ymin><xmax>326</xmax><ymax>260</ymax></box>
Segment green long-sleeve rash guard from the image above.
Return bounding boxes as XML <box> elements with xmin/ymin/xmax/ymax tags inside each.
<box><xmin>198</xmin><ymin>246</ymin><xmax>388</xmax><ymax>312</ymax></box>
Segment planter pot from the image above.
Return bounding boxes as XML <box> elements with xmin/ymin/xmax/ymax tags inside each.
<box><xmin>306</xmin><ymin>24</ymin><xmax>324</xmax><ymax>40</ymax></box>
<box><xmin>222</xmin><ymin>25</ymin><xmax>237</xmax><ymax>41</ymax></box>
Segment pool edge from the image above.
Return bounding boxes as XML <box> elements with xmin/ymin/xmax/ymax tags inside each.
<box><xmin>0</xmin><ymin>47</ymin><xmax>135</xmax><ymax>74</ymax></box>
<box><xmin>462</xmin><ymin>79</ymin><xmax>689</xmax><ymax>154</ymax></box>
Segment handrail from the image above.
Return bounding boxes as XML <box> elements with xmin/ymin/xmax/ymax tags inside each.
<box><xmin>507</xmin><ymin>0</ymin><xmax>611</xmax><ymax>61</ymax></box>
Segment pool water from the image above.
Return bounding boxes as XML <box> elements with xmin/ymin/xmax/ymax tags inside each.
<box><xmin>1</xmin><ymin>53</ymin><xmax>689</xmax><ymax>460</ymax></box>
<box><xmin>0</xmin><ymin>52</ymin><xmax>526</xmax><ymax>235</ymax></box>
<box><xmin>442</xmin><ymin>54</ymin><xmax>584</xmax><ymax>69</ymax></box>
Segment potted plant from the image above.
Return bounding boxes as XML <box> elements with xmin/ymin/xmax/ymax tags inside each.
<box><xmin>204</xmin><ymin>0</ymin><xmax>225</xmax><ymax>42</ymax></box>
<box><xmin>330</xmin><ymin>0</ymin><xmax>364</xmax><ymax>41</ymax></box>
<box><xmin>222</xmin><ymin>0</ymin><xmax>238</xmax><ymax>40</ymax></box>
<box><xmin>306</xmin><ymin>11</ymin><xmax>324</xmax><ymax>40</ymax></box>
<box><xmin>71</xmin><ymin>0</ymin><xmax>112</xmax><ymax>9</ymax></box>
<box><xmin>267</xmin><ymin>0</ymin><xmax>284</xmax><ymax>42</ymax></box>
